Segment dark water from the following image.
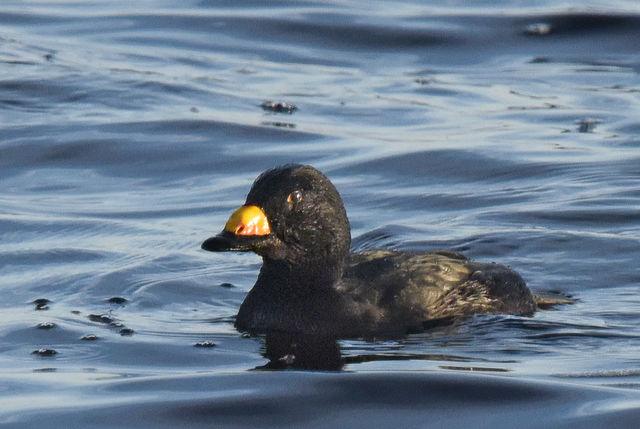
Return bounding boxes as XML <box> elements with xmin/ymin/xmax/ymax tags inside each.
<box><xmin>2</xmin><ymin>0</ymin><xmax>640</xmax><ymax>427</ymax></box>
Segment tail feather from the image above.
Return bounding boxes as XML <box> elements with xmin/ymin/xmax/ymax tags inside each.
<box><xmin>533</xmin><ymin>290</ymin><xmax>576</xmax><ymax>309</ymax></box>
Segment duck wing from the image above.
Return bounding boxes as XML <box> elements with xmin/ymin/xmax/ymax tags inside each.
<box><xmin>339</xmin><ymin>249</ymin><xmax>536</xmax><ymax>332</ymax></box>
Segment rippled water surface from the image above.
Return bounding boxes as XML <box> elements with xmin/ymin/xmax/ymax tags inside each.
<box><xmin>2</xmin><ymin>0</ymin><xmax>640</xmax><ymax>427</ymax></box>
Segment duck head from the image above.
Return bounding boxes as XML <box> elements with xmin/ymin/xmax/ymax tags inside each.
<box><xmin>202</xmin><ymin>165</ymin><xmax>351</xmax><ymax>286</ymax></box>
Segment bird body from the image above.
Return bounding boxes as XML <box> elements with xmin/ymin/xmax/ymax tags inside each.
<box><xmin>235</xmin><ymin>249</ymin><xmax>535</xmax><ymax>337</ymax></box>
<box><xmin>202</xmin><ymin>165</ymin><xmax>536</xmax><ymax>338</ymax></box>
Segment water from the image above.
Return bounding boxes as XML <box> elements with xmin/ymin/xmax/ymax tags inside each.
<box><xmin>2</xmin><ymin>0</ymin><xmax>640</xmax><ymax>427</ymax></box>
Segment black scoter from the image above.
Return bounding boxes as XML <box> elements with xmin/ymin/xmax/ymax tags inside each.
<box><xmin>202</xmin><ymin>164</ymin><xmax>538</xmax><ymax>337</ymax></box>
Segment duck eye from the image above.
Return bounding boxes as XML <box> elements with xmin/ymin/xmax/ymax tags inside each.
<box><xmin>286</xmin><ymin>190</ymin><xmax>303</xmax><ymax>209</ymax></box>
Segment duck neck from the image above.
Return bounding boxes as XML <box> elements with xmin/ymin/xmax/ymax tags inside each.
<box><xmin>258</xmin><ymin>256</ymin><xmax>346</xmax><ymax>293</ymax></box>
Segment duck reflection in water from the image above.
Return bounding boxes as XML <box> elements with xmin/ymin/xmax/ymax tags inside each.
<box><xmin>202</xmin><ymin>165</ymin><xmax>569</xmax><ymax>370</ymax></box>
<box><xmin>261</xmin><ymin>332</ymin><xmax>343</xmax><ymax>370</ymax></box>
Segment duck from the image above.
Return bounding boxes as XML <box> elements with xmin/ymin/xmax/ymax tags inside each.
<box><xmin>201</xmin><ymin>164</ymin><xmax>538</xmax><ymax>338</ymax></box>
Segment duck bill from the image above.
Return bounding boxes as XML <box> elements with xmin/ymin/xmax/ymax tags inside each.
<box><xmin>201</xmin><ymin>231</ymin><xmax>273</xmax><ymax>252</ymax></box>
<box><xmin>201</xmin><ymin>205</ymin><xmax>273</xmax><ymax>252</ymax></box>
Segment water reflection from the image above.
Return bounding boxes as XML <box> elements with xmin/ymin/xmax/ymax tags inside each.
<box><xmin>258</xmin><ymin>331</ymin><xmax>516</xmax><ymax>372</ymax></box>
<box><xmin>257</xmin><ymin>319</ymin><xmax>511</xmax><ymax>372</ymax></box>
<box><xmin>261</xmin><ymin>332</ymin><xmax>343</xmax><ymax>370</ymax></box>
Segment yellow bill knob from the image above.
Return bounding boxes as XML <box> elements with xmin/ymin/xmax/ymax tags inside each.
<box><xmin>224</xmin><ymin>205</ymin><xmax>271</xmax><ymax>236</ymax></box>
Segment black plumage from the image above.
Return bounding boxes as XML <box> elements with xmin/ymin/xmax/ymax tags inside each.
<box><xmin>202</xmin><ymin>164</ymin><xmax>537</xmax><ymax>338</ymax></box>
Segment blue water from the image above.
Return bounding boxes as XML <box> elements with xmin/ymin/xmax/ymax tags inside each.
<box><xmin>2</xmin><ymin>1</ymin><xmax>640</xmax><ymax>427</ymax></box>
